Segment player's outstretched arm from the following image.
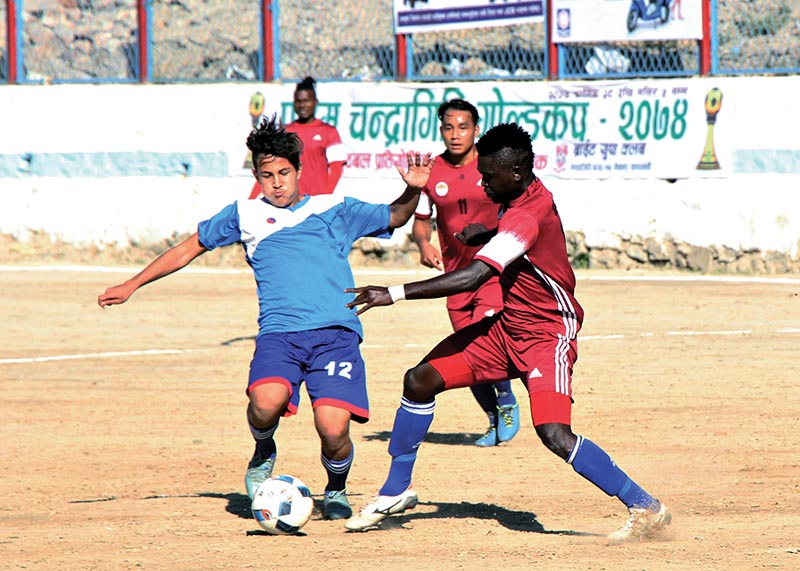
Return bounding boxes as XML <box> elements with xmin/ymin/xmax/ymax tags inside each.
<box><xmin>97</xmin><ymin>232</ymin><xmax>207</xmax><ymax>307</ymax></box>
<box><xmin>388</xmin><ymin>151</ymin><xmax>433</xmax><ymax>229</ymax></box>
<box><xmin>346</xmin><ymin>260</ymin><xmax>494</xmax><ymax>316</ymax></box>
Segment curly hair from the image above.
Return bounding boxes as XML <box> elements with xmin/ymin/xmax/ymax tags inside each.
<box><xmin>475</xmin><ymin>122</ymin><xmax>534</xmax><ymax>172</ymax></box>
<box><xmin>437</xmin><ymin>98</ymin><xmax>480</xmax><ymax>125</ymax></box>
<box><xmin>246</xmin><ymin>114</ymin><xmax>303</xmax><ymax>170</ymax></box>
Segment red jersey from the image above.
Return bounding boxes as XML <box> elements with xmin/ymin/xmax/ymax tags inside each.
<box><xmin>247</xmin><ymin>118</ymin><xmax>346</xmax><ymax>199</ymax></box>
<box><xmin>287</xmin><ymin>118</ymin><xmax>347</xmax><ymax>196</ymax></box>
<box><xmin>474</xmin><ymin>177</ymin><xmax>584</xmax><ymax>338</ymax></box>
<box><xmin>415</xmin><ymin>154</ymin><xmax>502</xmax><ymax>310</ymax></box>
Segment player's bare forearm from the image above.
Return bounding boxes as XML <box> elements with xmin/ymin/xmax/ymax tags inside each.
<box><xmin>404</xmin><ymin>260</ymin><xmax>493</xmax><ymax>299</ymax></box>
<box><xmin>412</xmin><ymin>218</ymin><xmax>443</xmax><ymax>270</ymax></box>
<box><xmin>388</xmin><ymin>186</ymin><xmax>421</xmax><ymax>229</ymax></box>
<box><xmin>346</xmin><ymin>260</ymin><xmax>494</xmax><ymax>314</ymax></box>
<box><xmin>97</xmin><ymin>233</ymin><xmax>207</xmax><ymax>307</ymax></box>
<box><xmin>411</xmin><ymin>217</ymin><xmax>432</xmax><ymax>245</ymax></box>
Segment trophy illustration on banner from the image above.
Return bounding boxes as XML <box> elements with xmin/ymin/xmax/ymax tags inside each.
<box><xmin>696</xmin><ymin>87</ymin><xmax>723</xmax><ymax>170</ymax></box>
<box><xmin>243</xmin><ymin>92</ymin><xmax>266</xmax><ymax>168</ymax></box>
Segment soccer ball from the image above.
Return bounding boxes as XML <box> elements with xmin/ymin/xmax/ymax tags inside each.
<box><xmin>251</xmin><ymin>475</ymin><xmax>314</xmax><ymax>535</ymax></box>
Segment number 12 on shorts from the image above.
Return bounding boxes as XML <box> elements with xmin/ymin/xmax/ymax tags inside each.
<box><xmin>324</xmin><ymin>361</ymin><xmax>353</xmax><ymax>379</ymax></box>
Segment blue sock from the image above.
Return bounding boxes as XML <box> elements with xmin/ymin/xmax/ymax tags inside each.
<box><xmin>379</xmin><ymin>397</ymin><xmax>435</xmax><ymax>496</ymax></box>
<box><xmin>494</xmin><ymin>381</ymin><xmax>517</xmax><ymax>408</ymax></box>
<box><xmin>568</xmin><ymin>435</ymin><xmax>658</xmax><ymax>510</ymax></box>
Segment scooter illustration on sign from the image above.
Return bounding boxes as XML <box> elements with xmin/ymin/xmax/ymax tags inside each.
<box><xmin>627</xmin><ymin>0</ymin><xmax>670</xmax><ymax>32</ymax></box>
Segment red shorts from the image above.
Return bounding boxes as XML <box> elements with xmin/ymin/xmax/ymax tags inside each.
<box><xmin>447</xmin><ymin>279</ymin><xmax>504</xmax><ymax>332</ymax></box>
<box><xmin>425</xmin><ymin>315</ymin><xmax>577</xmax><ymax>426</ymax></box>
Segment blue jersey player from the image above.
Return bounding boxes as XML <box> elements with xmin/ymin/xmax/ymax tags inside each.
<box><xmin>98</xmin><ymin>115</ymin><xmax>433</xmax><ymax>521</ymax></box>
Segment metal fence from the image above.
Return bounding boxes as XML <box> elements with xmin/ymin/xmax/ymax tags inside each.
<box><xmin>1</xmin><ymin>0</ymin><xmax>798</xmax><ymax>84</ymax></box>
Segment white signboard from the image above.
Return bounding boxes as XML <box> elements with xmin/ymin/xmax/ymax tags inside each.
<box><xmin>393</xmin><ymin>0</ymin><xmax>544</xmax><ymax>34</ymax></box>
<box><xmin>246</xmin><ymin>80</ymin><xmax>733</xmax><ymax>182</ymax></box>
<box><xmin>551</xmin><ymin>0</ymin><xmax>702</xmax><ymax>43</ymax></box>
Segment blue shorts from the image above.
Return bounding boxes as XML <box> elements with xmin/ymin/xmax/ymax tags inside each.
<box><xmin>247</xmin><ymin>327</ymin><xmax>369</xmax><ymax>423</ymax></box>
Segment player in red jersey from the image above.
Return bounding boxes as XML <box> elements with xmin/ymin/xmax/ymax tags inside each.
<box><xmin>412</xmin><ymin>98</ymin><xmax>519</xmax><ymax>447</ymax></box>
<box><xmin>343</xmin><ymin>122</ymin><xmax>671</xmax><ymax>542</ymax></box>
<box><xmin>249</xmin><ymin>76</ymin><xmax>346</xmax><ymax>199</ymax></box>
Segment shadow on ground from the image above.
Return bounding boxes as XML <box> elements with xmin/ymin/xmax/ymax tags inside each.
<box><xmin>363</xmin><ymin>430</ymin><xmax>487</xmax><ymax>446</ymax></box>
<box><xmin>198</xmin><ymin>491</ymin><xmax>252</xmax><ymax>519</ymax></box>
<box><xmin>388</xmin><ymin>502</ymin><xmax>596</xmax><ymax>536</ymax></box>
<box><xmin>193</xmin><ymin>492</ymin><xmax>597</xmax><ymax>536</ymax></box>
<box><xmin>349</xmin><ymin>500</ymin><xmax>598</xmax><ymax>536</ymax></box>
<box><xmin>221</xmin><ymin>335</ymin><xmax>256</xmax><ymax>346</ymax></box>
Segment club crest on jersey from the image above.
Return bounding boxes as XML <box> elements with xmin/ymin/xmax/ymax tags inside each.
<box><xmin>266</xmin><ymin>217</ymin><xmax>277</xmax><ymax>224</ymax></box>
<box><xmin>434</xmin><ymin>181</ymin><xmax>449</xmax><ymax>196</ymax></box>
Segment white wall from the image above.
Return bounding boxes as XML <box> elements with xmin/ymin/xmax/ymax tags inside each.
<box><xmin>4</xmin><ymin>174</ymin><xmax>798</xmax><ymax>257</ymax></box>
<box><xmin>2</xmin><ymin>79</ymin><xmax>799</xmax><ymax>256</ymax></box>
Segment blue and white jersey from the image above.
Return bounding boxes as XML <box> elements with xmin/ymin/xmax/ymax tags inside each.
<box><xmin>198</xmin><ymin>194</ymin><xmax>391</xmax><ymax>339</ymax></box>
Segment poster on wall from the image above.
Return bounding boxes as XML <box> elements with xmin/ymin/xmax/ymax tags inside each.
<box><xmin>393</xmin><ymin>0</ymin><xmax>544</xmax><ymax>34</ymax></box>
<box><xmin>240</xmin><ymin>80</ymin><xmax>732</xmax><ymax>183</ymax></box>
<box><xmin>551</xmin><ymin>0</ymin><xmax>702</xmax><ymax>43</ymax></box>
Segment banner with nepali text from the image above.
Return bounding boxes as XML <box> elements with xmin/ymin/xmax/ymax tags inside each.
<box><xmin>244</xmin><ymin>79</ymin><xmax>733</xmax><ymax>181</ymax></box>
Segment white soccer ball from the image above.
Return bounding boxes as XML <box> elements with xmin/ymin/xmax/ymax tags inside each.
<box><xmin>251</xmin><ymin>475</ymin><xmax>314</xmax><ymax>535</ymax></box>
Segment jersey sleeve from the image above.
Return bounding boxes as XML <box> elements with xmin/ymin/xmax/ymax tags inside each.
<box><xmin>414</xmin><ymin>191</ymin><xmax>433</xmax><ymax>219</ymax></box>
<box><xmin>473</xmin><ymin>209</ymin><xmax>539</xmax><ymax>273</ymax></box>
<box><xmin>197</xmin><ymin>202</ymin><xmax>241</xmax><ymax>251</ymax></box>
<box><xmin>341</xmin><ymin>197</ymin><xmax>392</xmax><ymax>240</ymax></box>
<box><xmin>325</xmin><ymin>126</ymin><xmax>348</xmax><ymax>163</ymax></box>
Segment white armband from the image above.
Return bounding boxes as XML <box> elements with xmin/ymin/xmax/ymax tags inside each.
<box><xmin>387</xmin><ymin>284</ymin><xmax>406</xmax><ymax>303</ymax></box>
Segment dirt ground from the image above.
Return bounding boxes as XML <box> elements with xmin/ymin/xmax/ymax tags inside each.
<box><xmin>1</xmin><ymin>255</ymin><xmax>799</xmax><ymax>571</ymax></box>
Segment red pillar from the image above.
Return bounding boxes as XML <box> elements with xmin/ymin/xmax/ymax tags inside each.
<box><xmin>137</xmin><ymin>0</ymin><xmax>148</xmax><ymax>82</ymax></box>
<box><xmin>395</xmin><ymin>33</ymin><xmax>407</xmax><ymax>80</ymax></box>
<box><xmin>700</xmin><ymin>0</ymin><xmax>711</xmax><ymax>76</ymax></box>
<box><xmin>546</xmin><ymin>3</ymin><xmax>557</xmax><ymax>81</ymax></box>
<box><xmin>262</xmin><ymin>0</ymin><xmax>274</xmax><ymax>81</ymax></box>
<box><xmin>6</xmin><ymin>0</ymin><xmax>17</xmax><ymax>83</ymax></box>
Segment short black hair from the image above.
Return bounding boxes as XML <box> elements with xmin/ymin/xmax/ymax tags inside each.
<box><xmin>296</xmin><ymin>76</ymin><xmax>317</xmax><ymax>95</ymax></box>
<box><xmin>246</xmin><ymin>114</ymin><xmax>303</xmax><ymax>170</ymax></box>
<box><xmin>475</xmin><ymin>122</ymin><xmax>534</xmax><ymax>171</ymax></box>
<box><xmin>437</xmin><ymin>98</ymin><xmax>480</xmax><ymax>125</ymax></box>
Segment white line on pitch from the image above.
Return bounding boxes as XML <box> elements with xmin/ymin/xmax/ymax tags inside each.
<box><xmin>666</xmin><ymin>330</ymin><xmax>752</xmax><ymax>336</ymax></box>
<box><xmin>0</xmin><ymin>348</ymin><xmax>195</xmax><ymax>364</ymax></box>
<box><xmin>582</xmin><ymin>275</ymin><xmax>800</xmax><ymax>285</ymax></box>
